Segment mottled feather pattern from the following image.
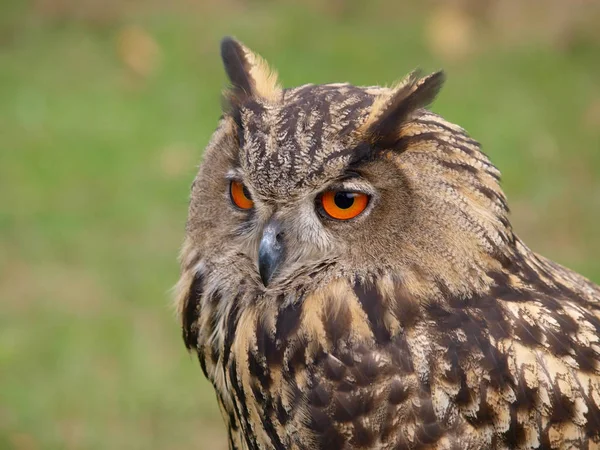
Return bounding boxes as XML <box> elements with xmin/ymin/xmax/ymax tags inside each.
<box><xmin>180</xmin><ymin>255</ymin><xmax>600</xmax><ymax>449</ymax></box>
<box><xmin>176</xmin><ymin>38</ymin><xmax>600</xmax><ymax>449</ymax></box>
<box><xmin>239</xmin><ymin>84</ymin><xmax>378</xmax><ymax>198</ymax></box>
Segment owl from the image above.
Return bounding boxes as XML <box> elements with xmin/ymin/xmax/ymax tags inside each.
<box><xmin>175</xmin><ymin>37</ymin><xmax>600</xmax><ymax>450</ymax></box>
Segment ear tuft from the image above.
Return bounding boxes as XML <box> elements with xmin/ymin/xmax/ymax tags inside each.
<box><xmin>220</xmin><ymin>36</ymin><xmax>281</xmax><ymax>107</ymax></box>
<box><xmin>361</xmin><ymin>70</ymin><xmax>445</xmax><ymax>148</ymax></box>
<box><xmin>221</xmin><ymin>37</ymin><xmax>254</xmax><ymax>98</ymax></box>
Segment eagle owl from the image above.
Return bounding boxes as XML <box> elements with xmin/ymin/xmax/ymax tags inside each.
<box><xmin>175</xmin><ymin>37</ymin><xmax>600</xmax><ymax>449</ymax></box>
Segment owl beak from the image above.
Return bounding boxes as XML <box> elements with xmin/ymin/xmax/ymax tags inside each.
<box><xmin>258</xmin><ymin>219</ymin><xmax>285</xmax><ymax>287</ymax></box>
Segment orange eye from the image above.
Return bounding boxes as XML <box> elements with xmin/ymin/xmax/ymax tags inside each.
<box><xmin>230</xmin><ymin>181</ymin><xmax>254</xmax><ymax>210</ymax></box>
<box><xmin>319</xmin><ymin>191</ymin><xmax>369</xmax><ymax>220</ymax></box>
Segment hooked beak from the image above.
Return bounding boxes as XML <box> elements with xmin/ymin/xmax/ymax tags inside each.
<box><xmin>258</xmin><ymin>219</ymin><xmax>285</xmax><ymax>287</ymax></box>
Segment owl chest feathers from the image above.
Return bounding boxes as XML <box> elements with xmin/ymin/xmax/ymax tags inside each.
<box><xmin>180</xmin><ymin>254</ymin><xmax>600</xmax><ymax>450</ymax></box>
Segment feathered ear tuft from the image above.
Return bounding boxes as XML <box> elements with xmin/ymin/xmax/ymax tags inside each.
<box><xmin>220</xmin><ymin>37</ymin><xmax>282</xmax><ymax>108</ymax></box>
<box><xmin>360</xmin><ymin>70</ymin><xmax>445</xmax><ymax>148</ymax></box>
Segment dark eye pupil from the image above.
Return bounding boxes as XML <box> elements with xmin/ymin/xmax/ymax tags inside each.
<box><xmin>334</xmin><ymin>192</ymin><xmax>355</xmax><ymax>209</ymax></box>
<box><xmin>242</xmin><ymin>185</ymin><xmax>251</xmax><ymax>199</ymax></box>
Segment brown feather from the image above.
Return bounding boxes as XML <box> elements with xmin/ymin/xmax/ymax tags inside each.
<box><xmin>176</xmin><ymin>39</ymin><xmax>600</xmax><ymax>450</ymax></box>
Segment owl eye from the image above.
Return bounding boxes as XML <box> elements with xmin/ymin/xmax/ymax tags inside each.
<box><xmin>230</xmin><ymin>180</ymin><xmax>254</xmax><ymax>209</ymax></box>
<box><xmin>319</xmin><ymin>190</ymin><xmax>369</xmax><ymax>220</ymax></box>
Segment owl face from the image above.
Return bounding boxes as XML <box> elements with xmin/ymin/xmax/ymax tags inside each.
<box><xmin>189</xmin><ymin>98</ymin><xmax>411</xmax><ymax>290</ymax></box>
<box><xmin>184</xmin><ymin>37</ymin><xmax>505</xmax><ymax>299</ymax></box>
<box><xmin>186</xmin><ymin>57</ymin><xmax>427</xmax><ymax>290</ymax></box>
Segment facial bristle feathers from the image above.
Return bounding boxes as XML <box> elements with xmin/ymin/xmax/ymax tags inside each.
<box><xmin>220</xmin><ymin>36</ymin><xmax>282</xmax><ymax>108</ymax></box>
<box><xmin>361</xmin><ymin>70</ymin><xmax>446</xmax><ymax>149</ymax></box>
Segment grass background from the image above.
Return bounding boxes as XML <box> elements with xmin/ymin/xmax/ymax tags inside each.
<box><xmin>1</xmin><ymin>1</ymin><xmax>599</xmax><ymax>448</ymax></box>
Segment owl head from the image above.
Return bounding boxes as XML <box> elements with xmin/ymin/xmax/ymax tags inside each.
<box><xmin>180</xmin><ymin>37</ymin><xmax>512</xmax><ymax>306</ymax></box>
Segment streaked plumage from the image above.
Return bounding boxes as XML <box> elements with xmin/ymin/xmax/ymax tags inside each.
<box><xmin>175</xmin><ymin>37</ymin><xmax>600</xmax><ymax>449</ymax></box>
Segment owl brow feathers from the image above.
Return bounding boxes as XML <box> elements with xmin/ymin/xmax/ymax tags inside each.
<box><xmin>221</xmin><ymin>36</ymin><xmax>445</xmax><ymax>172</ymax></box>
<box><xmin>359</xmin><ymin>70</ymin><xmax>446</xmax><ymax>150</ymax></box>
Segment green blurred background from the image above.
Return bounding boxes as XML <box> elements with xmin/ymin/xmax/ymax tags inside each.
<box><xmin>1</xmin><ymin>0</ymin><xmax>599</xmax><ymax>448</ymax></box>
